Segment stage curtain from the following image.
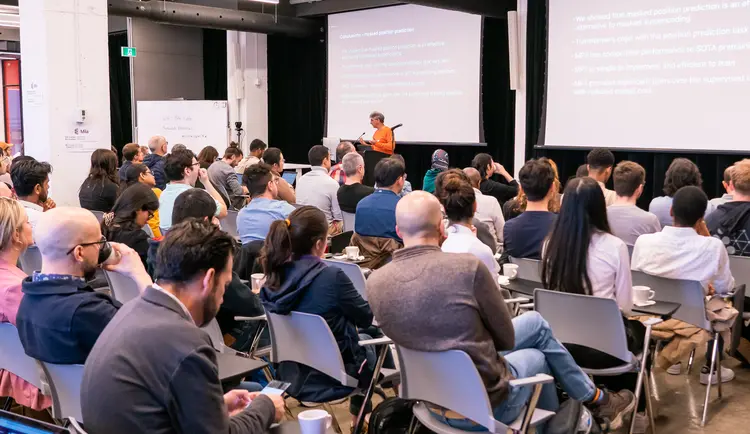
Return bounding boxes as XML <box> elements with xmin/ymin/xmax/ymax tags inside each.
<box><xmin>108</xmin><ymin>31</ymin><xmax>132</xmax><ymax>153</ymax></box>
<box><xmin>204</xmin><ymin>29</ymin><xmax>228</xmax><ymax>101</ymax></box>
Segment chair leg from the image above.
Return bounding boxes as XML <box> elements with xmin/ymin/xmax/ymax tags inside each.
<box><xmin>284</xmin><ymin>405</ymin><xmax>295</xmax><ymax>421</ymax></box>
<box><xmin>687</xmin><ymin>348</ymin><xmax>696</xmax><ymax>374</ymax></box>
<box><xmin>324</xmin><ymin>402</ymin><xmax>344</xmax><ymax>434</ymax></box>
<box><xmin>630</xmin><ymin>324</ymin><xmax>654</xmax><ymax>434</ymax></box>
<box><xmin>644</xmin><ymin>376</ymin><xmax>656</xmax><ymax>434</ymax></box>
<box><xmin>701</xmin><ymin>337</ymin><xmax>721</xmax><ymax>426</ymax></box>
<box><xmin>717</xmin><ymin>337</ymin><xmax>723</xmax><ymax>399</ymax></box>
<box><xmin>262</xmin><ymin>366</ymin><xmax>274</xmax><ymax>383</ymax></box>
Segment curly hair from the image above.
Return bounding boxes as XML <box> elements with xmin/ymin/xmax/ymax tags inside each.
<box><xmin>663</xmin><ymin>158</ymin><xmax>702</xmax><ymax>197</ymax></box>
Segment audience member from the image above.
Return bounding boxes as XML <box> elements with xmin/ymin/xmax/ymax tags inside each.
<box><xmin>709</xmin><ymin>165</ymin><xmax>735</xmax><ymax>210</ymax></box>
<box><xmin>119</xmin><ymin>143</ymin><xmax>144</xmax><ymax>182</ymax></box>
<box><xmin>359</xmin><ymin>111</ymin><xmax>394</xmax><ymax>155</ymax></box>
<box><xmin>633</xmin><ymin>186</ymin><xmax>735</xmax><ymax>382</ymax></box>
<box><xmin>79</xmin><ymin>149</ymin><xmax>120</xmax><ymax>212</ymax></box>
<box><xmin>172</xmin><ymin>144</ymin><xmax>188</xmax><ymax>153</ymax></box>
<box><xmin>707</xmin><ymin>159</ymin><xmax>750</xmax><ymax>255</ymax></box>
<box><xmin>422</xmin><ymin>149</ymin><xmax>449</xmax><ymax>194</ymax></box>
<box><xmin>296</xmin><ymin>145</ymin><xmax>343</xmax><ymax>235</ymax></box>
<box><xmin>586</xmin><ymin>148</ymin><xmax>617</xmax><ymax>206</ymax></box>
<box><xmin>0</xmin><ymin>152</ymin><xmax>10</xmax><ymax>188</ymax></box>
<box><xmin>236</xmin><ymin>138</ymin><xmax>268</xmax><ymax>174</ymax></box>
<box><xmin>16</xmin><ymin>207</ymin><xmax>152</xmax><ymax>364</ymax></box>
<box><xmin>139</xmin><ymin>145</ymin><xmax>150</xmax><ymax>158</ymax></box>
<box><xmin>101</xmin><ymin>184</ymin><xmax>159</xmax><ymax>268</ymax></box>
<box><xmin>390</xmin><ymin>154</ymin><xmax>412</xmax><ymax>197</ymax></box>
<box><xmin>81</xmin><ymin>220</ymin><xmax>283</xmax><ymax>433</ymax></box>
<box><xmin>0</xmin><ymin>198</ymin><xmax>51</xmax><ymax>412</ymax></box>
<box><xmin>367</xmin><ymin>192</ymin><xmax>635</xmax><ymax>430</ymax></box>
<box><xmin>0</xmin><ymin>182</ymin><xmax>11</xmax><ymax>199</ymax></box>
<box><xmin>355</xmin><ymin>157</ymin><xmax>404</xmax><ymax>241</ymax></box>
<box><xmin>208</xmin><ymin>146</ymin><xmax>248</xmax><ymax>209</ymax></box>
<box><xmin>124</xmin><ymin>163</ymin><xmax>162</xmax><ymax>238</ymax></box>
<box><xmin>503</xmin><ymin>158</ymin><xmax>562</xmax><ymax>221</ymax></box>
<box><xmin>503</xmin><ymin>159</ymin><xmax>557</xmax><ymax>259</ymax></box>
<box><xmin>649</xmin><ymin>158</ymin><xmax>714</xmax><ymax>227</ymax></box>
<box><xmin>238</xmin><ymin>163</ymin><xmax>295</xmax><ymax>244</ymax></box>
<box><xmin>261</xmin><ymin>206</ymin><xmax>379</xmax><ymax>420</ymax></box>
<box><xmin>197</xmin><ymin>145</ymin><xmax>220</xmax><ymax>169</ymax></box>
<box><xmin>144</xmin><ymin>135</ymin><xmax>168</xmax><ymax>190</ymax></box>
<box><xmin>463</xmin><ymin>167</ymin><xmax>505</xmax><ymax>249</ymax></box>
<box><xmin>262</xmin><ymin>147</ymin><xmax>296</xmax><ymax>204</ymax></box>
<box><xmin>471</xmin><ymin>153</ymin><xmax>519</xmax><ymax>206</ymax></box>
<box><xmin>607</xmin><ymin>161</ymin><xmax>661</xmax><ymax>246</ymax></box>
<box><xmin>337</xmin><ymin>152</ymin><xmax>375</xmax><ymax>213</ymax></box>
<box><xmin>437</xmin><ymin>170</ymin><xmax>500</xmax><ymax>275</ymax></box>
<box><xmin>159</xmin><ymin>149</ymin><xmax>227</xmax><ymax>232</ymax></box>
<box><xmin>10</xmin><ymin>159</ymin><xmax>53</xmax><ymax>232</ymax></box>
<box><xmin>330</xmin><ymin>141</ymin><xmax>356</xmax><ymax>186</ymax></box>
<box><xmin>576</xmin><ymin>164</ymin><xmax>590</xmax><ymax>178</ymax></box>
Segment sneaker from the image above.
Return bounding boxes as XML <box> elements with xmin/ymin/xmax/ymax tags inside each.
<box><xmin>700</xmin><ymin>365</ymin><xmax>735</xmax><ymax>385</ymax></box>
<box><xmin>632</xmin><ymin>411</ymin><xmax>649</xmax><ymax>434</ymax></box>
<box><xmin>666</xmin><ymin>362</ymin><xmax>682</xmax><ymax>375</ymax></box>
<box><xmin>591</xmin><ymin>390</ymin><xmax>636</xmax><ymax>430</ymax></box>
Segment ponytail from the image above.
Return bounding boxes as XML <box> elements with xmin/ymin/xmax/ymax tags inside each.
<box><xmin>260</xmin><ymin>219</ymin><xmax>293</xmax><ymax>290</ymax></box>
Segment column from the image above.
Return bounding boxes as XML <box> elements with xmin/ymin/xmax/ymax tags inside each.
<box><xmin>227</xmin><ymin>31</ymin><xmax>269</xmax><ymax>154</ymax></box>
<box><xmin>512</xmin><ymin>0</ymin><xmax>528</xmax><ymax>178</ymax></box>
<box><xmin>20</xmin><ymin>0</ymin><xmax>111</xmax><ymax>206</ymax></box>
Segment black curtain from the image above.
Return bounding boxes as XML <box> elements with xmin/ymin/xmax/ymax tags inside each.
<box><xmin>526</xmin><ymin>2</ymin><xmax>736</xmax><ymax>207</ymax></box>
<box><xmin>203</xmin><ymin>29</ymin><xmax>228</xmax><ymax>101</ymax></box>
<box><xmin>108</xmin><ymin>32</ymin><xmax>132</xmax><ymax>153</ymax></box>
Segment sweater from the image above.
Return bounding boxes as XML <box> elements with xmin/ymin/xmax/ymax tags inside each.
<box><xmin>144</xmin><ymin>153</ymin><xmax>167</xmax><ymax>190</ymax></box>
<box><xmin>422</xmin><ymin>168</ymin><xmax>441</xmax><ymax>194</ymax></box>
<box><xmin>366</xmin><ymin>245</ymin><xmax>515</xmax><ymax>406</ymax></box>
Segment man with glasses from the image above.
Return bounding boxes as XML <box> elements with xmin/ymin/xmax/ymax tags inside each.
<box><xmin>237</xmin><ymin>163</ymin><xmax>296</xmax><ymax>244</ymax></box>
<box><xmin>607</xmin><ymin>161</ymin><xmax>661</xmax><ymax>247</ymax></box>
<box><xmin>15</xmin><ymin>207</ymin><xmax>152</xmax><ymax>364</ymax></box>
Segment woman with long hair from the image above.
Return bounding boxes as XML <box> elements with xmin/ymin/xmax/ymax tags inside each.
<box><xmin>197</xmin><ymin>146</ymin><xmax>219</xmax><ymax>169</ymax></box>
<box><xmin>503</xmin><ymin>157</ymin><xmax>562</xmax><ymax>221</ymax></box>
<box><xmin>79</xmin><ymin>148</ymin><xmax>120</xmax><ymax>212</ymax></box>
<box><xmin>101</xmin><ymin>183</ymin><xmax>159</xmax><ymax>268</ymax></box>
<box><xmin>124</xmin><ymin>163</ymin><xmax>162</xmax><ymax>238</ymax></box>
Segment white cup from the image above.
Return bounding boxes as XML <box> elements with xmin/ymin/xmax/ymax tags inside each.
<box><xmin>298</xmin><ymin>409</ymin><xmax>332</xmax><ymax>434</ymax></box>
<box><xmin>502</xmin><ymin>263</ymin><xmax>519</xmax><ymax>280</ymax></box>
<box><xmin>345</xmin><ymin>246</ymin><xmax>360</xmax><ymax>260</ymax></box>
<box><xmin>633</xmin><ymin>286</ymin><xmax>655</xmax><ymax>304</ymax></box>
<box><xmin>498</xmin><ymin>275</ymin><xmax>510</xmax><ymax>286</ymax></box>
<box><xmin>251</xmin><ymin>273</ymin><xmax>266</xmax><ymax>294</ymax></box>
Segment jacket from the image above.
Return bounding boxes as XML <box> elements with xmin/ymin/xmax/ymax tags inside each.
<box><xmin>706</xmin><ymin>201</ymin><xmax>750</xmax><ymax>256</ymax></box>
<box><xmin>480</xmin><ymin>177</ymin><xmax>519</xmax><ymax>206</ymax></box>
<box><xmin>350</xmin><ymin>233</ymin><xmax>403</xmax><ymax>270</ymax></box>
<box><xmin>215</xmin><ymin>272</ymin><xmax>265</xmax><ymax>343</ymax></box>
<box><xmin>422</xmin><ymin>169</ymin><xmax>441</xmax><ymax>194</ymax></box>
<box><xmin>143</xmin><ymin>153</ymin><xmax>167</xmax><ymax>190</ymax></box>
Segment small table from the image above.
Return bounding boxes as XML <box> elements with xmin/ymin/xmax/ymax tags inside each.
<box><xmin>216</xmin><ymin>352</ymin><xmax>267</xmax><ymax>384</ymax></box>
<box><xmin>632</xmin><ymin>301</ymin><xmax>681</xmax><ymax>318</ymax></box>
<box><xmin>500</xmin><ymin>279</ymin><xmax>542</xmax><ymax>297</ymax></box>
<box><xmin>284</xmin><ymin>163</ymin><xmax>311</xmax><ymax>179</ymax></box>
<box><xmin>270</xmin><ymin>422</ymin><xmax>336</xmax><ymax>434</ymax></box>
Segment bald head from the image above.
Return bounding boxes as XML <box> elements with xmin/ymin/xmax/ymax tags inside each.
<box><xmin>36</xmin><ymin>207</ymin><xmax>101</xmax><ymax>261</ymax></box>
<box><xmin>463</xmin><ymin>167</ymin><xmax>481</xmax><ymax>189</ymax></box>
<box><xmin>148</xmin><ymin>136</ymin><xmax>167</xmax><ymax>155</ymax></box>
<box><xmin>396</xmin><ymin>191</ymin><xmax>444</xmax><ymax>245</ymax></box>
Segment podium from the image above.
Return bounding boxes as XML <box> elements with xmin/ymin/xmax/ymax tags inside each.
<box><xmin>362</xmin><ymin>150</ymin><xmax>390</xmax><ymax>187</ymax></box>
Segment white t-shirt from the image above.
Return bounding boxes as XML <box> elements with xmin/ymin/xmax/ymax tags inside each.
<box><xmin>441</xmin><ymin>224</ymin><xmax>500</xmax><ymax>275</ymax></box>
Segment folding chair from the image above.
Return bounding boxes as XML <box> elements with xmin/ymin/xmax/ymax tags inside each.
<box><xmin>342</xmin><ymin>211</ymin><xmax>356</xmax><ymax>233</ymax></box>
<box><xmin>323</xmin><ymin>259</ymin><xmax>368</xmax><ymax>300</ymax></box>
<box><xmin>728</xmin><ymin>255</ymin><xmax>750</xmax><ymax>365</ymax></box>
<box><xmin>103</xmin><ymin>270</ymin><xmax>141</xmax><ymax>304</ymax></box>
<box><xmin>0</xmin><ymin>323</ymin><xmax>45</xmax><ymax>410</ymax></box>
<box><xmin>396</xmin><ymin>346</ymin><xmax>554</xmax><ymax>433</ymax></box>
<box><xmin>222</xmin><ymin>210</ymin><xmax>240</xmax><ymax>239</ymax></box>
<box><xmin>534</xmin><ymin>289</ymin><xmax>661</xmax><ymax>434</ymax></box>
<box><xmin>37</xmin><ymin>361</ymin><xmax>84</xmax><ymax>423</ymax></box>
<box><xmin>509</xmin><ymin>257</ymin><xmax>542</xmax><ymax>283</ymax></box>
<box><xmin>18</xmin><ymin>245</ymin><xmax>42</xmax><ymax>275</ymax></box>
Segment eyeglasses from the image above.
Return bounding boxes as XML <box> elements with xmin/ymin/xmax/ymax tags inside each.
<box><xmin>66</xmin><ymin>236</ymin><xmax>107</xmax><ymax>255</ymax></box>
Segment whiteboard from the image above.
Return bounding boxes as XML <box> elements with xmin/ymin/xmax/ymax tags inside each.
<box><xmin>136</xmin><ymin>100</ymin><xmax>229</xmax><ymax>155</ymax></box>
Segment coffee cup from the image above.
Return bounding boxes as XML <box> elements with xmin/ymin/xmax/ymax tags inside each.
<box><xmin>498</xmin><ymin>275</ymin><xmax>510</xmax><ymax>286</ymax></box>
<box><xmin>633</xmin><ymin>286</ymin><xmax>655</xmax><ymax>304</ymax></box>
<box><xmin>298</xmin><ymin>409</ymin><xmax>332</xmax><ymax>434</ymax></box>
<box><xmin>250</xmin><ymin>273</ymin><xmax>266</xmax><ymax>294</ymax></box>
<box><xmin>345</xmin><ymin>246</ymin><xmax>360</xmax><ymax>260</ymax></box>
<box><xmin>502</xmin><ymin>263</ymin><xmax>519</xmax><ymax>280</ymax></box>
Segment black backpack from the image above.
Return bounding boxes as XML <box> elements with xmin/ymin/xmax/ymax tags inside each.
<box><xmin>368</xmin><ymin>398</ymin><xmax>433</xmax><ymax>434</ymax></box>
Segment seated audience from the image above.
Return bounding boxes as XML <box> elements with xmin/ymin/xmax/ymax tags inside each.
<box><xmin>101</xmin><ymin>184</ymin><xmax>160</xmax><ymax>268</ymax></box>
<box><xmin>261</xmin><ymin>206</ymin><xmax>379</xmax><ymax>420</ymax></box>
<box><xmin>649</xmin><ymin>158</ymin><xmax>715</xmax><ymax>227</ymax></box>
<box><xmin>503</xmin><ymin>159</ymin><xmax>557</xmax><ymax>259</ymax></box>
<box><xmin>390</xmin><ymin>154</ymin><xmax>412</xmax><ymax>197</ymax></box>
<box><xmin>10</xmin><ymin>159</ymin><xmax>54</xmax><ymax>232</ymax></box>
<box><xmin>607</xmin><ymin>161</ymin><xmax>661</xmax><ymax>246</ymax></box>
<box><xmin>118</xmin><ymin>143</ymin><xmax>144</xmax><ymax>182</ymax></box>
<box><xmin>708</xmin><ymin>159</ymin><xmax>750</xmax><ymax>255</ymax></box>
<box><xmin>422</xmin><ymin>149</ymin><xmax>449</xmax><ymax>194</ymax></box>
<box><xmin>586</xmin><ymin>148</ymin><xmax>617</xmax><ymax>206</ymax></box>
<box><xmin>238</xmin><ymin>164</ymin><xmax>295</xmax><ymax>244</ymax></box>
<box><xmin>124</xmin><ymin>163</ymin><xmax>162</xmax><ymax>238</ymax></box>
<box><xmin>337</xmin><ymin>152</ymin><xmax>375</xmax><ymax>213</ymax></box>
<box><xmin>197</xmin><ymin>145</ymin><xmax>219</xmax><ymax>170</ymax></box>
<box><xmin>208</xmin><ymin>145</ymin><xmax>248</xmax><ymax>209</ymax></box>
<box><xmin>79</xmin><ymin>149</ymin><xmax>120</xmax><ymax>212</ymax></box>
<box><xmin>144</xmin><ymin>135</ymin><xmax>168</xmax><ymax>190</ymax></box>
<box><xmin>471</xmin><ymin>153</ymin><xmax>519</xmax><ymax>206</ymax></box>
<box><xmin>576</xmin><ymin>164</ymin><xmax>590</xmax><ymax>178</ymax></box>
<box><xmin>81</xmin><ymin>220</ymin><xmax>283</xmax><ymax>433</ymax></box>
<box><xmin>708</xmin><ymin>165</ymin><xmax>735</xmax><ymax>211</ymax></box>
<box><xmin>633</xmin><ymin>186</ymin><xmax>735</xmax><ymax>382</ymax></box>
<box><xmin>330</xmin><ymin>141</ymin><xmax>356</xmax><ymax>185</ymax></box>
<box><xmin>16</xmin><ymin>207</ymin><xmax>152</xmax><ymax>364</ymax></box>
<box><xmin>461</xmin><ymin>168</ymin><xmax>505</xmax><ymax>248</ymax></box>
<box><xmin>262</xmin><ymin>147</ymin><xmax>296</xmax><ymax>204</ymax></box>
<box><xmin>355</xmin><ymin>157</ymin><xmax>404</xmax><ymax>242</ymax></box>
<box><xmin>139</xmin><ymin>145</ymin><xmax>150</xmax><ymax>158</ymax></box>
<box><xmin>503</xmin><ymin>158</ymin><xmax>562</xmax><ymax>221</ymax></box>
<box><xmin>0</xmin><ymin>198</ymin><xmax>51</xmax><ymax>411</ymax></box>
<box><xmin>236</xmin><ymin>138</ymin><xmax>268</xmax><ymax>174</ymax></box>
<box><xmin>0</xmin><ymin>182</ymin><xmax>11</xmax><ymax>198</ymax></box>
<box><xmin>437</xmin><ymin>170</ymin><xmax>500</xmax><ymax>275</ymax></box>
<box><xmin>158</xmin><ymin>149</ymin><xmax>227</xmax><ymax>232</ymax></box>
<box><xmin>367</xmin><ymin>192</ymin><xmax>635</xmax><ymax>430</ymax></box>
<box><xmin>296</xmin><ymin>145</ymin><xmax>343</xmax><ymax>235</ymax></box>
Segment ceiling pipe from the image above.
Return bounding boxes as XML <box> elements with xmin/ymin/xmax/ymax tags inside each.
<box><xmin>108</xmin><ymin>0</ymin><xmax>321</xmax><ymax>38</ymax></box>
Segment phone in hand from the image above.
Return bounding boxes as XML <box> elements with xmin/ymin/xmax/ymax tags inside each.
<box><xmin>261</xmin><ymin>380</ymin><xmax>291</xmax><ymax>396</ymax></box>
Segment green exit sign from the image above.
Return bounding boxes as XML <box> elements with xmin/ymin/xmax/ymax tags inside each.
<box><xmin>121</xmin><ymin>47</ymin><xmax>137</xmax><ymax>58</ymax></box>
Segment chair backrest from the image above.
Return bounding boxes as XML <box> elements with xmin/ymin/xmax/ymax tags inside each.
<box><xmin>627</xmin><ymin>244</ymin><xmax>634</xmax><ymax>259</ymax></box>
<box><xmin>509</xmin><ymin>257</ymin><xmax>542</xmax><ymax>283</ymax></box>
<box><xmin>38</xmin><ymin>361</ymin><xmax>84</xmax><ymax>422</ymax></box>
<box><xmin>0</xmin><ymin>323</ymin><xmax>44</xmax><ymax>390</ymax></box>
<box><xmin>264</xmin><ymin>310</ymin><xmax>356</xmax><ymax>387</ymax></box>
<box><xmin>323</xmin><ymin>259</ymin><xmax>368</xmax><ymax>300</ymax></box>
<box><xmin>103</xmin><ymin>270</ymin><xmax>140</xmax><ymax>304</ymax></box>
<box><xmin>90</xmin><ymin>210</ymin><xmax>104</xmax><ymax>224</ymax></box>
<box><xmin>201</xmin><ymin>318</ymin><xmax>226</xmax><ymax>353</ymax></box>
<box><xmin>534</xmin><ymin>289</ymin><xmax>632</xmax><ymax>362</ymax></box>
<box><xmin>18</xmin><ymin>245</ymin><xmax>42</xmax><ymax>275</ymax></box>
<box><xmin>631</xmin><ymin>271</ymin><xmax>710</xmax><ymax>330</ymax></box>
<box><xmin>342</xmin><ymin>211</ymin><xmax>356</xmax><ymax>233</ymax></box>
<box><xmin>223</xmin><ymin>210</ymin><xmax>240</xmax><ymax>239</ymax></box>
<box><xmin>234</xmin><ymin>240</ymin><xmax>264</xmax><ymax>280</ymax></box>
<box><xmin>330</xmin><ymin>231</ymin><xmax>353</xmax><ymax>254</ymax></box>
<box><xmin>396</xmin><ymin>346</ymin><xmax>499</xmax><ymax>431</ymax></box>
<box><xmin>729</xmin><ymin>255</ymin><xmax>750</xmax><ymax>290</ymax></box>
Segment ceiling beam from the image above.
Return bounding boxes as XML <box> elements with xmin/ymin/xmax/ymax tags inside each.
<box><xmin>404</xmin><ymin>0</ymin><xmax>513</xmax><ymax>18</ymax></box>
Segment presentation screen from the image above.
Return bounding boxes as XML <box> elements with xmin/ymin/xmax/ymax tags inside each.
<box><xmin>327</xmin><ymin>5</ymin><xmax>483</xmax><ymax>144</ymax></box>
<box><xmin>544</xmin><ymin>0</ymin><xmax>750</xmax><ymax>151</ymax></box>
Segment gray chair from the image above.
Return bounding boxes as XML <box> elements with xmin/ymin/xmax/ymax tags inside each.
<box><xmin>37</xmin><ymin>361</ymin><xmax>84</xmax><ymax>423</ymax></box>
<box><xmin>509</xmin><ymin>257</ymin><xmax>542</xmax><ymax>283</ymax></box>
<box><xmin>90</xmin><ymin>210</ymin><xmax>105</xmax><ymax>224</ymax></box>
<box><xmin>223</xmin><ymin>209</ymin><xmax>240</xmax><ymax>239</ymax></box>
<box><xmin>342</xmin><ymin>211</ymin><xmax>356</xmax><ymax>233</ymax></box>
<box><xmin>18</xmin><ymin>245</ymin><xmax>43</xmax><ymax>275</ymax></box>
<box><xmin>534</xmin><ymin>289</ymin><xmax>661</xmax><ymax>434</ymax></box>
<box><xmin>202</xmin><ymin>318</ymin><xmax>228</xmax><ymax>353</ymax></box>
<box><xmin>323</xmin><ymin>259</ymin><xmax>368</xmax><ymax>300</ymax></box>
<box><xmin>627</xmin><ymin>244</ymin><xmax>634</xmax><ymax>259</ymax></box>
<box><xmin>103</xmin><ymin>270</ymin><xmax>141</xmax><ymax>304</ymax></box>
<box><xmin>727</xmin><ymin>256</ymin><xmax>750</xmax><ymax>363</ymax></box>
<box><xmin>0</xmin><ymin>323</ymin><xmax>45</xmax><ymax>394</ymax></box>
<box><xmin>396</xmin><ymin>345</ymin><xmax>554</xmax><ymax>433</ymax></box>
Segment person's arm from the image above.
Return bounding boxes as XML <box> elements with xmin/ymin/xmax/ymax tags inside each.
<box><xmin>198</xmin><ymin>169</ymin><xmax>228</xmax><ymax>219</ymax></box>
<box><xmin>73</xmin><ymin>296</ymin><xmax>121</xmax><ymax>357</ymax></box>
<box><xmin>713</xmin><ymin>242</ymin><xmax>736</xmax><ymax>295</ymax></box>
<box><xmin>330</xmin><ymin>184</ymin><xmax>344</xmax><ymax>222</ymax></box>
<box><xmin>154</xmin><ymin>161</ymin><xmax>168</xmax><ymax>190</ymax></box>
<box><xmin>277</xmin><ymin>178</ymin><xmax>296</xmax><ymax>204</ymax></box>
<box><xmin>225</xmin><ymin>166</ymin><xmax>244</xmax><ymax>197</ymax></box>
<box><xmin>104</xmin><ymin>181</ymin><xmax>119</xmax><ymax>211</ymax></box>
<box><xmin>473</xmin><ymin>262</ymin><xmax>514</xmax><ymax>351</ymax></box>
<box><xmin>614</xmin><ymin>241</ymin><xmax>634</xmax><ymax>314</ymax></box>
<box><xmin>333</xmin><ymin>269</ymin><xmax>373</xmax><ymax>328</ymax></box>
<box><xmin>483</xmin><ymin>178</ymin><xmax>519</xmax><ymax>204</ymax></box>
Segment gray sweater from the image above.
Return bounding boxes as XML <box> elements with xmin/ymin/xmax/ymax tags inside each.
<box><xmin>366</xmin><ymin>245</ymin><xmax>515</xmax><ymax>406</ymax></box>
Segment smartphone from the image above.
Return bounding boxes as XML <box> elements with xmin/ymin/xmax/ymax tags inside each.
<box><xmin>261</xmin><ymin>380</ymin><xmax>291</xmax><ymax>396</ymax></box>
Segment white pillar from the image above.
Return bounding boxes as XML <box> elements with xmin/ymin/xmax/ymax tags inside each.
<box><xmin>227</xmin><ymin>31</ymin><xmax>269</xmax><ymax>154</ymax></box>
<box><xmin>20</xmin><ymin>0</ymin><xmax>111</xmax><ymax>206</ymax></box>
<box><xmin>513</xmin><ymin>0</ymin><xmax>528</xmax><ymax>178</ymax></box>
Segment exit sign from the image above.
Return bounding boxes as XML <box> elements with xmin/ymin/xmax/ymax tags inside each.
<box><xmin>121</xmin><ymin>47</ymin><xmax>137</xmax><ymax>58</ymax></box>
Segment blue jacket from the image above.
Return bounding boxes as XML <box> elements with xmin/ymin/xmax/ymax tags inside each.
<box><xmin>143</xmin><ymin>153</ymin><xmax>167</xmax><ymax>190</ymax></box>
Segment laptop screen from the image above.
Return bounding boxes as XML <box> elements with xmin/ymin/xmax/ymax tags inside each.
<box><xmin>236</xmin><ymin>173</ymin><xmax>244</xmax><ymax>185</ymax></box>
<box><xmin>281</xmin><ymin>172</ymin><xmax>297</xmax><ymax>185</ymax></box>
<box><xmin>0</xmin><ymin>410</ymin><xmax>69</xmax><ymax>434</ymax></box>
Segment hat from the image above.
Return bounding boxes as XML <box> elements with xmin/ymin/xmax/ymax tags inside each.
<box><xmin>431</xmin><ymin>149</ymin><xmax>449</xmax><ymax>171</ymax></box>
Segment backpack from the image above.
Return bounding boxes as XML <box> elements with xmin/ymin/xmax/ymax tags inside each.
<box><xmin>368</xmin><ymin>398</ymin><xmax>433</xmax><ymax>434</ymax></box>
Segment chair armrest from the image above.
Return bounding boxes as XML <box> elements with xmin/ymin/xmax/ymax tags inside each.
<box><xmin>359</xmin><ymin>337</ymin><xmax>393</xmax><ymax>346</ymax></box>
<box><xmin>505</xmin><ymin>297</ymin><xmax>530</xmax><ymax>304</ymax></box>
<box><xmin>642</xmin><ymin>317</ymin><xmax>663</xmax><ymax>327</ymax></box>
<box><xmin>509</xmin><ymin>374</ymin><xmax>555</xmax><ymax>388</ymax></box>
<box><xmin>234</xmin><ymin>315</ymin><xmax>267</xmax><ymax>322</ymax></box>
<box><xmin>68</xmin><ymin>418</ymin><xmax>87</xmax><ymax>434</ymax></box>
<box><xmin>519</xmin><ymin>303</ymin><xmax>535</xmax><ymax>309</ymax></box>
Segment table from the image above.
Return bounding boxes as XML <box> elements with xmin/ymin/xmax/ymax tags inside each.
<box><xmin>216</xmin><ymin>352</ymin><xmax>267</xmax><ymax>384</ymax></box>
<box><xmin>500</xmin><ymin>279</ymin><xmax>542</xmax><ymax>297</ymax></box>
<box><xmin>632</xmin><ymin>301</ymin><xmax>681</xmax><ymax>318</ymax></box>
<box><xmin>270</xmin><ymin>422</ymin><xmax>335</xmax><ymax>434</ymax></box>
<box><xmin>284</xmin><ymin>163</ymin><xmax>311</xmax><ymax>179</ymax></box>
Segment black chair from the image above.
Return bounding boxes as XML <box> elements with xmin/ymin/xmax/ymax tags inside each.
<box><xmin>330</xmin><ymin>231</ymin><xmax>353</xmax><ymax>254</ymax></box>
<box><xmin>234</xmin><ymin>240</ymin><xmax>265</xmax><ymax>281</ymax></box>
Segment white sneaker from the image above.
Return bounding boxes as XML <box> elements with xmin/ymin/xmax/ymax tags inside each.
<box><xmin>700</xmin><ymin>365</ymin><xmax>735</xmax><ymax>385</ymax></box>
<box><xmin>666</xmin><ymin>362</ymin><xmax>681</xmax><ymax>375</ymax></box>
<box><xmin>632</xmin><ymin>412</ymin><xmax>649</xmax><ymax>434</ymax></box>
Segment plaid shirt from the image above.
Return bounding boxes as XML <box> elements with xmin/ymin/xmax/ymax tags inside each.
<box><xmin>330</xmin><ymin>163</ymin><xmax>347</xmax><ymax>186</ymax></box>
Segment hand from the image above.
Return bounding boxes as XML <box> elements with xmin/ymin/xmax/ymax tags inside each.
<box><xmin>224</xmin><ymin>390</ymin><xmax>252</xmax><ymax>417</ymax></box>
<box><xmin>103</xmin><ymin>243</ymin><xmax>152</xmax><ymax>287</ymax></box>
<box><xmin>43</xmin><ymin>198</ymin><xmax>56</xmax><ymax>211</ymax></box>
<box><xmin>248</xmin><ymin>393</ymin><xmax>286</xmax><ymax>422</ymax></box>
<box><xmin>359</xmin><ymin>137</ymin><xmax>367</xmax><ymax>145</ymax></box>
<box><xmin>198</xmin><ymin>168</ymin><xmax>209</xmax><ymax>183</ymax></box>
<box><xmin>708</xmin><ymin>283</ymin><xmax>716</xmax><ymax>296</ymax></box>
<box><xmin>493</xmin><ymin>162</ymin><xmax>509</xmax><ymax>177</ymax></box>
<box><xmin>695</xmin><ymin>219</ymin><xmax>710</xmax><ymax>237</ymax></box>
